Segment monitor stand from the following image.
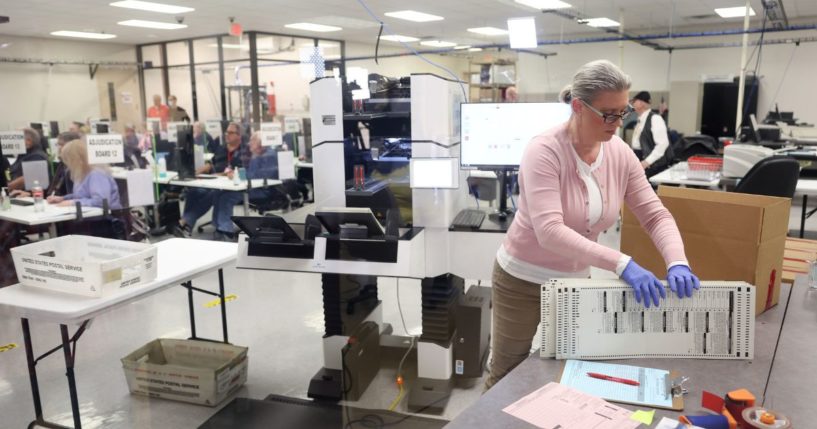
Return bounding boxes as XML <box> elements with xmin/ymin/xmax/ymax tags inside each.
<box><xmin>488</xmin><ymin>169</ymin><xmax>515</xmax><ymax>223</ymax></box>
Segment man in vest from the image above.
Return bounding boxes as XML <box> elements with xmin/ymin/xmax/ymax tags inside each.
<box><xmin>630</xmin><ymin>91</ymin><xmax>672</xmax><ymax>177</ymax></box>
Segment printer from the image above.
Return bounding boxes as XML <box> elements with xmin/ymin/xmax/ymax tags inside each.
<box><xmin>723</xmin><ymin>144</ymin><xmax>774</xmax><ymax>178</ymax></box>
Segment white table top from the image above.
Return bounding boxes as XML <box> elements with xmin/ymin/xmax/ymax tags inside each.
<box><xmin>0</xmin><ymin>238</ymin><xmax>237</xmax><ymax>324</ymax></box>
<box><xmin>0</xmin><ymin>199</ymin><xmax>103</xmax><ymax>226</ymax></box>
<box><xmin>168</xmin><ymin>176</ymin><xmax>282</xmax><ymax>191</ymax></box>
<box><xmin>795</xmin><ymin>178</ymin><xmax>817</xmax><ymax>195</ymax></box>
<box><xmin>295</xmin><ymin>161</ymin><xmax>313</xmax><ymax>169</ymax></box>
<box><xmin>649</xmin><ymin>162</ymin><xmax>721</xmax><ymax>187</ymax></box>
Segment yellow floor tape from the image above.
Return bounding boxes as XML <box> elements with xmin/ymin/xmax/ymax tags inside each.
<box><xmin>204</xmin><ymin>294</ymin><xmax>238</xmax><ymax>308</ymax></box>
<box><xmin>0</xmin><ymin>343</ymin><xmax>18</xmax><ymax>353</ymax></box>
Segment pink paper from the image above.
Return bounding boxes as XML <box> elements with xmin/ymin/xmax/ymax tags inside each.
<box><xmin>503</xmin><ymin>382</ymin><xmax>642</xmax><ymax>429</ymax></box>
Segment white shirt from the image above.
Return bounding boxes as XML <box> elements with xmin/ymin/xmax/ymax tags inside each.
<box><xmin>631</xmin><ymin>110</ymin><xmax>670</xmax><ymax>166</ymax></box>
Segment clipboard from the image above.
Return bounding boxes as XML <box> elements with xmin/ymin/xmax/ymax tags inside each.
<box><xmin>558</xmin><ymin>360</ymin><xmax>685</xmax><ymax>411</ymax></box>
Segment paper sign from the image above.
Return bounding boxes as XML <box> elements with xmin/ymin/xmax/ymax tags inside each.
<box><xmin>167</xmin><ymin>122</ymin><xmax>185</xmax><ymax>143</ymax></box>
<box><xmin>278</xmin><ymin>150</ymin><xmax>295</xmax><ymax>180</ymax></box>
<box><xmin>284</xmin><ymin>117</ymin><xmax>301</xmax><ymax>133</ymax></box>
<box><xmin>125</xmin><ymin>169</ymin><xmax>155</xmax><ymax>207</ymax></box>
<box><xmin>205</xmin><ymin>120</ymin><xmax>222</xmax><ymax>140</ymax></box>
<box><xmin>86</xmin><ymin>134</ymin><xmax>125</xmax><ymax>164</ymax></box>
<box><xmin>0</xmin><ymin>131</ymin><xmax>26</xmax><ymax>156</ymax></box>
<box><xmin>260</xmin><ymin>122</ymin><xmax>283</xmax><ymax>147</ymax></box>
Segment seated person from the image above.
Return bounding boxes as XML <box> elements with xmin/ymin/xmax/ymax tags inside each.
<box><xmin>11</xmin><ymin>131</ymin><xmax>81</xmax><ymax>197</ymax></box>
<box><xmin>172</xmin><ymin>122</ymin><xmax>250</xmax><ymax>237</ymax></box>
<box><xmin>7</xmin><ymin>127</ymin><xmax>49</xmax><ymax>191</ymax></box>
<box><xmin>193</xmin><ymin>121</ymin><xmax>218</xmax><ymax>153</ymax></box>
<box><xmin>119</xmin><ymin>124</ymin><xmax>147</xmax><ymax>169</ymax></box>
<box><xmin>210</xmin><ymin>132</ymin><xmax>282</xmax><ymax>241</ymax></box>
<box><xmin>46</xmin><ymin>139</ymin><xmax>122</xmax><ymax>209</ymax></box>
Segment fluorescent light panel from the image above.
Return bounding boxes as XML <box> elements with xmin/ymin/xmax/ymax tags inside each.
<box><xmin>514</xmin><ymin>0</ymin><xmax>571</xmax><ymax>9</ymax></box>
<box><xmin>584</xmin><ymin>17</ymin><xmax>620</xmax><ymax>27</ymax></box>
<box><xmin>384</xmin><ymin>10</ymin><xmax>444</xmax><ymax>22</ymax></box>
<box><xmin>380</xmin><ymin>34</ymin><xmax>420</xmax><ymax>42</ymax></box>
<box><xmin>51</xmin><ymin>30</ymin><xmax>117</xmax><ymax>39</ymax></box>
<box><xmin>118</xmin><ymin>19</ymin><xmax>187</xmax><ymax>29</ymax></box>
<box><xmin>284</xmin><ymin>23</ymin><xmax>342</xmax><ymax>32</ymax></box>
<box><xmin>454</xmin><ymin>45</ymin><xmax>471</xmax><ymax>50</ymax></box>
<box><xmin>420</xmin><ymin>40</ymin><xmax>457</xmax><ymax>48</ymax></box>
<box><xmin>714</xmin><ymin>6</ymin><xmax>756</xmax><ymax>18</ymax></box>
<box><xmin>468</xmin><ymin>47</ymin><xmax>483</xmax><ymax>52</ymax></box>
<box><xmin>508</xmin><ymin>17</ymin><xmax>537</xmax><ymax>48</ymax></box>
<box><xmin>109</xmin><ymin>0</ymin><xmax>194</xmax><ymax>14</ymax></box>
<box><xmin>467</xmin><ymin>26</ymin><xmax>508</xmax><ymax>36</ymax></box>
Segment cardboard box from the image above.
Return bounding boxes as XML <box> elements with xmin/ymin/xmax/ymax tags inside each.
<box><xmin>121</xmin><ymin>339</ymin><xmax>248</xmax><ymax>407</ymax></box>
<box><xmin>621</xmin><ymin>186</ymin><xmax>790</xmax><ymax>315</ymax></box>
<box><xmin>11</xmin><ymin>235</ymin><xmax>157</xmax><ymax>298</ymax></box>
<box><xmin>782</xmin><ymin>237</ymin><xmax>817</xmax><ymax>283</ymax></box>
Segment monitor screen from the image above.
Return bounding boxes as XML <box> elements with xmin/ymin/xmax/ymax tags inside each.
<box><xmin>410</xmin><ymin>158</ymin><xmax>459</xmax><ymax>189</ymax></box>
<box><xmin>460</xmin><ymin>102</ymin><xmax>572</xmax><ymax>169</ymax></box>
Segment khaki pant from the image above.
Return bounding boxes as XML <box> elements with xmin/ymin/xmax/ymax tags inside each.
<box><xmin>485</xmin><ymin>260</ymin><xmax>543</xmax><ymax>390</ymax></box>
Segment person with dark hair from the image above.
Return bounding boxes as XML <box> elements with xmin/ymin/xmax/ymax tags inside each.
<box><xmin>7</xmin><ymin>127</ymin><xmax>48</xmax><ymax>191</ymax></box>
<box><xmin>171</xmin><ymin>122</ymin><xmax>250</xmax><ymax>237</ymax></box>
<box><xmin>168</xmin><ymin>94</ymin><xmax>191</xmax><ymax>123</ymax></box>
<box><xmin>630</xmin><ymin>91</ymin><xmax>672</xmax><ymax>177</ymax></box>
<box><xmin>485</xmin><ymin>60</ymin><xmax>700</xmax><ymax>390</ymax></box>
<box><xmin>11</xmin><ymin>131</ymin><xmax>80</xmax><ymax>197</ymax></box>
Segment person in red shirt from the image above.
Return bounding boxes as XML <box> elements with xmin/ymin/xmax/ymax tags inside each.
<box><xmin>147</xmin><ymin>94</ymin><xmax>170</xmax><ymax>130</ymax></box>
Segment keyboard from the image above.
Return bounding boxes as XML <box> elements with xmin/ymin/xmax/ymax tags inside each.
<box><xmin>11</xmin><ymin>198</ymin><xmax>34</xmax><ymax>206</ymax></box>
<box><xmin>452</xmin><ymin>209</ymin><xmax>486</xmax><ymax>229</ymax></box>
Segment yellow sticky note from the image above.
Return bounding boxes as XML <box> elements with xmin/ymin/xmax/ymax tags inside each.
<box><xmin>630</xmin><ymin>410</ymin><xmax>655</xmax><ymax>426</ymax></box>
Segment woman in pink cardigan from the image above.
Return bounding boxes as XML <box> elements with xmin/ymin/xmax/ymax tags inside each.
<box><xmin>486</xmin><ymin>60</ymin><xmax>700</xmax><ymax>389</ymax></box>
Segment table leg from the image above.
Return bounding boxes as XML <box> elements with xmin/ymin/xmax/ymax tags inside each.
<box><xmin>218</xmin><ymin>268</ymin><xmax>229</xmax><ymax>343</ymax></box>
<box><xmin>22</xmin><ymin>318</ymin><xmax>45</xmax><ymax>423</ymax></box>
<box><xmin>243</xmin><ymin>191</ymin><xmax>249</xmax><ymax>215</ymax></box>
<box><xmin>60</xmin><ymin>325</ymin><xmax>82</xmax><ymax>429</ymax></box>
<box><xmin>49</xmin><ymin>223</ymin><xmax>57</xmax><ymax>238</ymax></box>
<box><xmin>801</xmin><ymin>195</ymin><xmax>808</xmax><ymax>239</ymax></box>
<box><xmin>186</xmin><ymin>281</ymin><xmax>197</xmax><ymax>339</ymax></box>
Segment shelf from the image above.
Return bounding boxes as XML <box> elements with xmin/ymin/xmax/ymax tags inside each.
<box><xmin>343</xmin><ymin>112</ymin><xmax>410</xmax><ymax>121</ymax></box>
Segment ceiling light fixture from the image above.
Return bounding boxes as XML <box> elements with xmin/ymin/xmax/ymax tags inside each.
<box><xmin>514</xmin><ymin>0</ymin><xmax>571</xmax><ymax>10</ymax></box>
<box><xmin>467</xmin><ymin>27</ymin><xmax>509</xmax><ymax>36</ymax></box>
<box><xmin>284</xmin><ymin>23</ymin><xmax>342</xmax><ymax>32</ymax></box>
<box><xmin>420</xmin><ymin>40</ymin><xmax>457</xmax><ymax>48</ymax></box>
<box><xmin>384</xmin><ymin>10</ymin><xmax>444</xmax><ymax>22</ymax></box>
<box><xmin>582</xmin><ymin>17</ymin><xmax>620</xmax><ymax>28</ymax></box>
<box><xmin>714</xmin><ymin>6</ymin><xmax>756</xmax><ymax>18</ymax></box>
<box><xmin>109</xmin><ymin>0</ymin><xmax>194</xmax><ymax>14</ymax></box>
<box><xmin>454</xmin><ymin>45</ymin><xmax>471</xmax><ymax>50</ymax></box>
<box><xmin>118</xmin><ymin>19</ymin><xmax>187</xmax><ymax>29</ymax></box>
<box><xmin>379</xmin><ymin>34</ymin><xmax>420</xmax><ymax>43</ymax></box>
<box><xmin>468</xmin><ymin>47</ymin><xmax>483</xmax><ymax>52</ymax></box>
<box><xmin>51</xmin><ymin>30</ymin><xmax>117</xmax><ymax>39</ymax></box>
<box><xmin>508</xmin><ymin>17</ymin><xmax>537</xmax><ymax>48</ymax></box>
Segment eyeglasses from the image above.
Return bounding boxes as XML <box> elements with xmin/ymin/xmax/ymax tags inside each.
<box><xmin>579</xmin><ymin>99</ymin><xmax>634</xmax><ymax>124</ymax></box>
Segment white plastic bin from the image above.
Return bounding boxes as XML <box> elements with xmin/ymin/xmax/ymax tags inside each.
<box><xmin>11</xmin><ymin>235</ymin><xmax>157</xmax><ymax>297</ymax></box>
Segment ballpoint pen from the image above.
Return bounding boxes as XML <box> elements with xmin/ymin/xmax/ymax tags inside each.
<box><xmin>586</xmin><ymin>372</ymin><xmax>640</xmax><ymax>386</ymax></box>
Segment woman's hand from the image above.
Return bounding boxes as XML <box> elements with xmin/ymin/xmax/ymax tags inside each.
<box><xmin>57</xmin><ymin>200</ymin><xmax>74</xmax><ymax>207</ymax></box>
<box><xmin>666</xmin><ymin>265</ymin><xmax>700</xmax><ymax>298</ymax></box>
<box><xmin>620</xmin><ymin>260</ymin><xmax>665</xmax><ymax>308</ymax></box>
<box><xmin>47</xmin><ymin>195</ymin><xmax>64</xmax><ymax>204</ymax></box>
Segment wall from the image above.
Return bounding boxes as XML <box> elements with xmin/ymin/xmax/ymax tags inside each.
<box><xmin>0</xmin><ymin>34</ymin><xmax>137</xmax><ymax>132</ymax></box>
<box><xmin>515</xmin><ymin>30</ymin><xmax>817</xmax><ymax>129</ymax></box>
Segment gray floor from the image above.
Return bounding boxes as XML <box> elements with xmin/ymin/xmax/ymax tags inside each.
<box><xmin>0</xmin><ymin>199</ymin><xmax>812</xmax><ymax>428</ymax></box>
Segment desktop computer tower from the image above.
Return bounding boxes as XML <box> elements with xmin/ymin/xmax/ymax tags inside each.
<box><xmin>453</xmin><ymin>285</ymin><xmax>492</xmax><ymax>378</ymax></box>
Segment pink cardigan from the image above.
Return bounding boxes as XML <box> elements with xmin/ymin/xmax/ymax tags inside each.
<box><xmin>502</xmin><ymin>122</ymin><xmax>687</xmax><ymax>273</ymax></box>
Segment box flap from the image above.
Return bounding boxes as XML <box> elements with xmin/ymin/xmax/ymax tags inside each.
<box><xmin>657</xmin><ymin>186</ymin><xmax>791</xmax><ymax>208</ymax></box>
<box><xmin>760</xmin><ymin>199</ymin><xmax>791</xmax><ymax>243</ymax></box>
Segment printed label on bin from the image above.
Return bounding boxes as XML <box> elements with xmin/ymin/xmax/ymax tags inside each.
<box><xmin>87</xmin><ymin>134</ymin><xmax>125</xmax><ymax>164</ymax></box>
<box><xmin>0</xmin><ymin>131</ymin><xmax>26</xmax><ymax>156</ymax></box>
<box><xmin>17</xmin><ymin>256</ymin><xmax>85</xmax><ymax>286</ymax></box>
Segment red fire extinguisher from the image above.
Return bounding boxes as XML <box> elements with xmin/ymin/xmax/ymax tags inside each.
<box><xmin>267</xmin><ymin>81</ymin><xmax>277</xmax><ymax>117</ymax></box>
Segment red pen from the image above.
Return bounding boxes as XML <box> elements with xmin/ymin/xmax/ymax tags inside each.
<box><xmin>587</xmin><ymin>372</ymin><xmax>640</xmax><ymax>386</ymax></box>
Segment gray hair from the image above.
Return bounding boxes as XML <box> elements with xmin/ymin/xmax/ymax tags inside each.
<box><xmin>564</xmin><ymin>60</ymin><xmax>631</xmax><ymax>103</ymax></box>
<box><xmin>57</xmin><ymin>131</ymin><xmax>82</xmax><ymax>145</ymax></box>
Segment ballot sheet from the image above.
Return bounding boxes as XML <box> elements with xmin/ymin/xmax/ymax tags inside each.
<box><xmin>502</xmin><ymin>381</ymin><xmax>641</xmax><ymax>429</ymax></box>
<box><xmin>540</xmin><ymin>280</ymin><xmax>755</xmax><ymax>360</ymax></box>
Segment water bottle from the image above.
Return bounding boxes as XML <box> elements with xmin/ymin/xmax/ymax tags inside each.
<box><xmin>233</xmin><ymin>167</ymin><xmax>242</xmax><ymax>185</ymax></box>
<box><xmin>158</xmin><ymin>156</ymin><xmax>167</xmax><ymax>179</ymax></box>
<box><xmin>32</xmin><ymin>180</ymin><xmax>44</xmax><ymax>212</ymax></box>
<box><xmin>0</xmin><ymin>188</ymin><xmax>8</xmax><ymax>211</ymax></box>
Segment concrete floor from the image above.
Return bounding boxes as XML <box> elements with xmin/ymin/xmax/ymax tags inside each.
<box><xmin>0</xmin><ymin>198</ymin><xmax>811</xmax><ymax>428</ymax></box>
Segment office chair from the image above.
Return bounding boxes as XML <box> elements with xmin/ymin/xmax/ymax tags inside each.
<box><xmin>733</xmin><ymin>156</ymin><xmax>800</xmax><ymax>198</ymax></box>
<box><xmin>467</xmin><ymin>176</ymin><xmax>498</xmax><ymax>208</ymax></box>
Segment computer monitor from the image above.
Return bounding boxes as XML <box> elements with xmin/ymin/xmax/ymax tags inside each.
<box><xmin>410</xmin><ymin>158</ymin><xmax>459</xmax><ymax>189</ymax></box>
<box><xmin>175</xmin><ymin>124</ymin><xmax>196</xmax><ymax>180</ymax></box>
<box><xmin>49</xmin><ymin>121</ymin><xmax>60</xmax><ymax>138</ymax></box>
<box><xmin>460</xmin><ymin>102</ymin><xmax>572</xmax><ymax>169</ymax></box>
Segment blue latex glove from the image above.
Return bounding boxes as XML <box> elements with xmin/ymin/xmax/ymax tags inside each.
<box><xmin>667</xmin><ymin>265</ymin><xmax>701</xmax><ymax>298</ymax></box>
<box><xmin>620</xmin><ymin>260</ymin><xmax>666</xmax><ymax>308</ymax></box>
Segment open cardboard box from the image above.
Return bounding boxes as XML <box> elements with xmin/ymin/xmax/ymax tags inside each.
<box><xmin>621</xmin><ymin>186</ymin><xmax>790</xmax><ymax>315</ymax></box>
